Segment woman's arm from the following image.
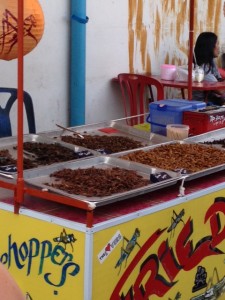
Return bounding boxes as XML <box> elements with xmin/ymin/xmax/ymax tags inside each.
<box><xmin>218</xmin><ymin>67</ymin><xmax>225</xmax><ymax>79</ymax></box>
<box><xmin>204</xmin><ymin>64</ymin><xmax>225</xmax><ymax>96</ymax></box>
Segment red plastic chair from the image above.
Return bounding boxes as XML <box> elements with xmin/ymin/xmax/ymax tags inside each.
<box><xmin>118</xmin><ymin>73</ymin><xmax>164</xmax><ymax>125</ymax></box>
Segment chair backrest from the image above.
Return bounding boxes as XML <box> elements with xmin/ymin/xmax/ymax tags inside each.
<box><xmin>118</xmin><ymin>73</ymin><xmax>164</xmax><ymax>125</ymax></box>
<box><xmin>0</xmin><ymin>87</ymin><xmax>36</xmax><ymax>138</ymax></box>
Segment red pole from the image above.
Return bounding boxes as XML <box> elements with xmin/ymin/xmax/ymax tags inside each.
<box><xmin>15</xmin><ymin>0</ymin><xmax>24</xmax><ymax>213</ymax></box>
<box><xmin>188</xmin><ymin>0</ymin><xmax>195</xmax><ymax>100</ymax></box>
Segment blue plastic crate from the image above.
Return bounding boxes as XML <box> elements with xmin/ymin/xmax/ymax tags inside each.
<box><xmin>148</xmin><ymin>99</ymin><xmax>206</xmax><ymax>135</ymax></box>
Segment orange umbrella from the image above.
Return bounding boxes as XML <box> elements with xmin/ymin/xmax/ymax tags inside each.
<box><xmin>188</xmin><ymin>0</ymin><xmax>195</xmax><ymax>100</ymax></box>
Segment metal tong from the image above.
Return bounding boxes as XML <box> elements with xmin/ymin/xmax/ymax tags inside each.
<box><xmin>55</xmin><ymin>124</ymin><xmax>84</xmax><ymax>139</ymax></box>
<box><xmin>23</xmin><ymin>150</ymin><xmax>38</xmax><ymax>160</ymax></box>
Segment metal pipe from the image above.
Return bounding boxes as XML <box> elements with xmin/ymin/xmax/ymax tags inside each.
<box><xmin>188</xmin><ymin>0</ymin><xmax>195</xmax><ymax>100</ymax></box>
<box><xmin>15</xmin><ymin>0</ymin><xmax>25</xmax><ymax>213</ymax></box>
<box><xmin>70</xmin><ymin>1</ymin><xmax>88</xmax><ymax>126</ymax></box>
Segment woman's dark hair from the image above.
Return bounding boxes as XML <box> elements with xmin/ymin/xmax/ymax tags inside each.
<box><xmin>194</xmin><ymin>32</ymin><xmax>218</xmax><ymax>72</ymax></box>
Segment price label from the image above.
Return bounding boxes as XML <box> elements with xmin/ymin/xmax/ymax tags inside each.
<box><xmin>75</xmin><ymin>150</ymin><xmax>93</xmax><ymax>158</ymax></box>
<box><xmin>0</xmin><ymin>165</ymin><xmax>17</xmax><ymax>174</ymax></box>
<box><xmin>174</xmin><ymin>168</ymin><xmax>189</xmax><ymax>175</ymax></box>
<box><xmin>150</xmin><ymin>172</ymin><xmax>172</xmax><ymax>183</ymax></box>
<box><xmin>96</xmin><ymin>148</ymin><xmax>112</xmax><ymax>155</ymax></box>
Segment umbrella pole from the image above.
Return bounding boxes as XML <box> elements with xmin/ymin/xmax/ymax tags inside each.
<box><xmin>188</xmin><ymin>0</ymin><xmax>195</xmax><ymax>100</ymax></box>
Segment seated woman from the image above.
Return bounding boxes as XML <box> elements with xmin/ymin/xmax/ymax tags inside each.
<box><xmin>193</xmin><ymin>31</ymin><xmax>225</xmax><ymax>106</ymax></box>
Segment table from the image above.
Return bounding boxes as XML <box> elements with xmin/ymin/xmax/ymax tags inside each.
<box><xmin>151</xmin><ymin>75</ymin><xmax>225</xmax><ymax>99</ymax></box>
<box><xmin>112</xmin><ymin>75</ymin><xmax>225</xmax><ymax>99</ymax></box>
<box><xmin>151</xmin><ymin>74</ymin><xmax>225</xmax><ymax>90</ymax></box>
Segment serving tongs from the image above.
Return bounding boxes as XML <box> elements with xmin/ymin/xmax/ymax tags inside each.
<box><xmin>23</xmin><ymin>150</ymin><xmax>51</xmax><ymax>162</ymax></box>
<box><xmin>23</xmin><ymin>150</ymin><xmax>38</xmax><ymax>160</ymax></box>
<box><xmin>55</xmin><ymin>124</ymin><xmax>84</xmax><ymax>139</ymax></box>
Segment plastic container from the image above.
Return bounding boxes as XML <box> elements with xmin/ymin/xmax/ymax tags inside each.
<box><xmin>160</xmin><ymin>64</ymin><xmax>176</xmax><ymax>81</ymax></box>
<box><xmin>194</xmin><ymin>66</ymin><xmax>204</xmax><ymax>82</ymax></box>
<box><xmin>166</xmin><ymin>124</ymin><xmax>189</xmax><ymax>140</ymax></box>
<box><xmin>148</xmin><ymin>99</ymin><xmax>206</xmax><ymax>135</ymax></box>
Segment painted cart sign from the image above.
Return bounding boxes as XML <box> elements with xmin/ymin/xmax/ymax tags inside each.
<box><xmin>93</xmin><ymin>193</ymin><xmax>225</xmax><ymax>300</ymax></box>
<box><xmin>0</xmin><ymin>189</ymin><xmax>224</xmax><ymax>299</ymax></box>
<box><xmin>0</xmin><ymin>211</ymin><xmax>85</xmax><ymax>299</ymax></box>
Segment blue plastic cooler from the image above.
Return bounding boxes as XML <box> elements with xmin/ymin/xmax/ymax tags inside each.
<box><xmin>148</xmin><ymin>99</ymin><xmax>206</xmax><ymax>135</ymax></box>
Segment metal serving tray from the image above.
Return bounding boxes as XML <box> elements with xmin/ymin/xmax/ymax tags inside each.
<box><xmin>39</xmin><ymin>115</ymin><xmax>169</xmax><ymax>150</ymax></box>
<box><xmin>185</xmin><ymin>128</ymin><xmax>225</xmax><ymax>149</ymax></box>
<box><xmin>112</xmin><ymin>140</ymin><xmax>225</xmax><ymax>181</ymax></box>
<box><xmin>0</xmin><ymin>134</ymin><xmax>98</xmax><ymax>177</ymax></box>
<box><xmin>22</xmin><ymin>156</ymin><xmax>181</xmax><ymax>207</ymax></box>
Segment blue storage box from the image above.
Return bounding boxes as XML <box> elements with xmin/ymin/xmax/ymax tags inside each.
<box><xmin>148</xmin><ymin>99</ymin><xmax>206</xmax><ymax>135</ymax></box>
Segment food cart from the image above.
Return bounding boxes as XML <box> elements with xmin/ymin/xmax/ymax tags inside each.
<box><xmin>1</xmin><ymin>0</ymin><xmax>223</xmax><ymax>298</ymax></box>
<box><xmin>0</xmin><ymin>118</ymin><xmax>225</xmax><ymax>300</ymax></box>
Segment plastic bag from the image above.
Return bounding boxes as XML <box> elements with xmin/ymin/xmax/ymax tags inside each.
<box><xmin>175</xmin><ymin>65</ymin><xmax>195</xmax><ymax>82</ymax></box>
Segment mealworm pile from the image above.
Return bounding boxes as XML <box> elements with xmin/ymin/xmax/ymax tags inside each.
<box><xmin>121</xmin><ymin>143</ymin><xmax>225</xmax><ymax>172</ymax></box>
<box><xmin>47</xmin><ymin>167</ymin><xmax>149</xmax><ymax>197</ymax></box>
<box><xmin>0</xmin><ymin>150</ymin><xmax>15</xmax><ymax>166</ymax></box>
<box><xmin>0</xmin><ymin>142</ymin><xmax>89</xmax><ymax>171</ymax></box>
<box><xmin>23</xmin><ymin>142</ymin><xmax>78</xmax><ymax>164</ymax></box>
<box><xmin>61</xmin><ymin>135</ymin><xmax>144</xmax><ymax>153</ymax></box>
<box><xmin>203</xmin><ymin>139</ymin><xmax>225</xmax><ymax>147</ymax></box>
<box><xmin>0</xmin><ymin>149</ymin><xmax>35</xmax><ymax>169</ymax></box>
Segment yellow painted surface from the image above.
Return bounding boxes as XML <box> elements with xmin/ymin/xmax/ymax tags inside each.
<box><xmin>0</xmin><ymin>211</ymin><xmax>85</xmax><ymax>300</ymax></box>
<box><xmin>92</xmin><ymin>191</ymin><xmax>225</xmax><ymax>299</ymax></box>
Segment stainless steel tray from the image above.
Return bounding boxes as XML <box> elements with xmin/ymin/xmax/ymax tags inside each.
<box><xmin>112</xmin><ymin>140</ymin><xmax>225</xmax><ymax>181</ymax></box>
<box><xmin>0</xmin><ymin>134</ymin><xmax>98</xmax><ymax>176</ymax></box>
<box><xmin>185</xmin><ymin>128</ymin><xmax>225</xmax><ymax>149</ymax></box>
<box><xmin>40</xmin><ymin>114</ymin><xmax>150</xmax><ymax>138</ymax></box>
<box><xmin>22</xmin><ymin>156</ymin><xmax>181</xmax><ymax>207</ymax></box>
<box><xmin>39</xmin><ymin>115</ymin><xmax>169</xmax><ymax>152</ymax></box>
